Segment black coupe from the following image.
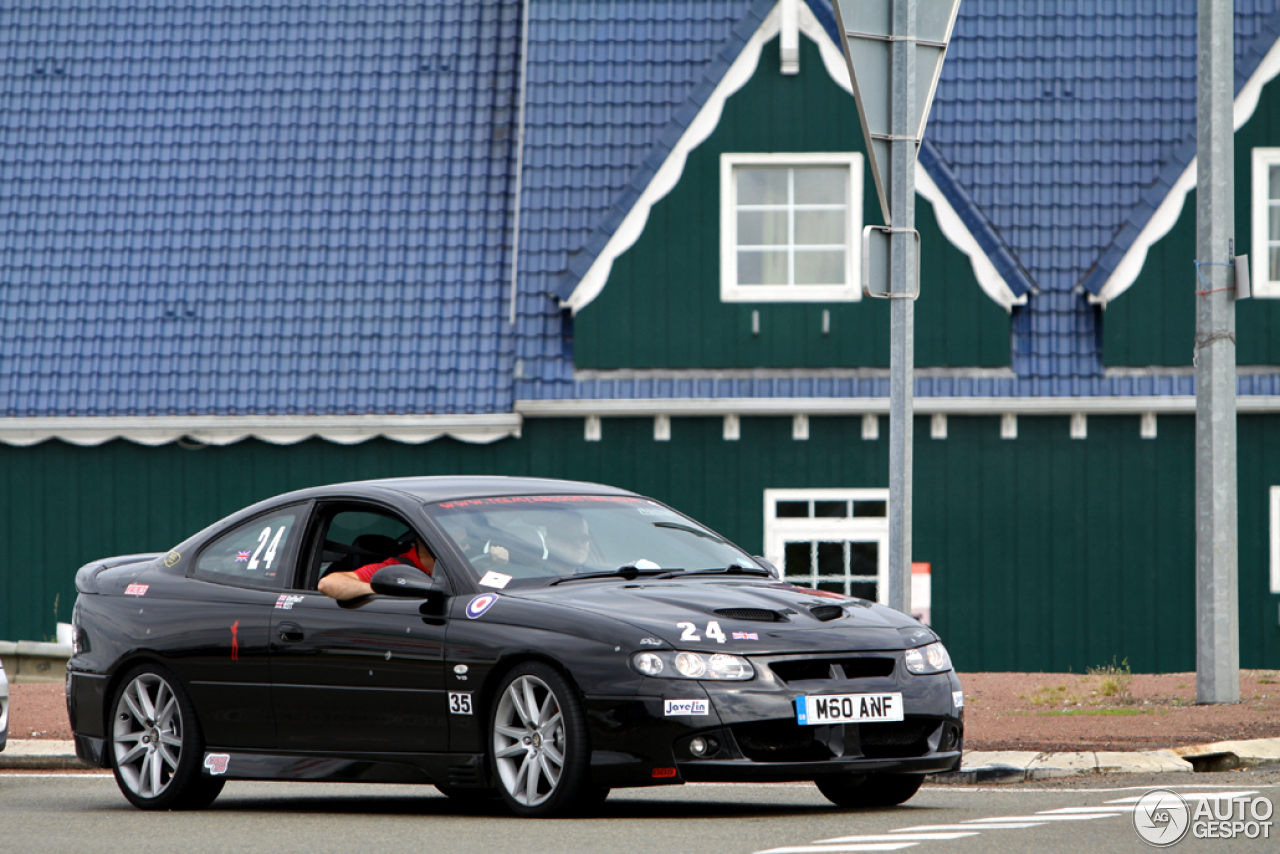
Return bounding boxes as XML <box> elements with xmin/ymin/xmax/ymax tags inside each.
<box><xmin>67</xmin><ymin>477</ymin><xmax>962</xmax><ymax>817</ymax></box>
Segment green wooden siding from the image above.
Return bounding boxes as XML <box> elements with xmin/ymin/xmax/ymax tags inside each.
<box><xmin>1105</xmin><ymin>67</ymin><xmax>1280</xmax><ymax>364</ymax></box>
<box><xmin>6</xmin><ymin>415</ymin><xmax>1279</xmax><ymax>673</ymax></box>
<box><xmin>573</xmin><ymin>37</ymin><xmax>1009</xmax><ymax>370</ymax></box>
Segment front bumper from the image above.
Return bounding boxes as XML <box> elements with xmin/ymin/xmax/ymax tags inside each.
<box><xmin>585</xmin><ymin>652</ymin><xmax>963</xmax><ymax>788</ymax></box>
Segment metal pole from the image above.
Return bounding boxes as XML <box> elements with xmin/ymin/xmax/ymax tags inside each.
<box><xmin>887</xmin><ymin>0</ymin><xmax>916</xmax><ymax>615</ymax></box>
<box><xmin>1194</xmin><ymin>0</ymin><xmax>1239</xmax><ymax>704</ymax></box>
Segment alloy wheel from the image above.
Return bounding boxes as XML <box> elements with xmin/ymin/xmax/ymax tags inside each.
<box><xmin>113</xmin><ymin>672</ymin><xmax>184</xmax><ymax>799</ymax></box>
<box><xmin>491</xmin><ymin>674</ymin><xmax>566</xmax><ymax>807</ymax></box>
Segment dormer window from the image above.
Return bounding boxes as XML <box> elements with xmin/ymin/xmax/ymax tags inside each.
<box><xmin>1250</xmin><ymin>148</ymin><xmax>1280</xmax><ymax>297</ymax></box>
<box><xmin>720</xmin><ymin>152</ymin><xmax>862</xmax><ymax>302</ymax></box>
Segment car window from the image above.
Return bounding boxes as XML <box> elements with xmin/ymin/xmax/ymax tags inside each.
<box><xmin>308</xmin><ymin>506</ymin><xmax>421</xmax><ymax>590</ymax></box>
<box><xmin>194</xmin><ymin>509</ymin><xmax>299</xmax><ymax>589</ymax></box>
<box><xmin>424</xmin><ymin>495</ymin><xmax>757</xmax><ymax>590</ymax></box>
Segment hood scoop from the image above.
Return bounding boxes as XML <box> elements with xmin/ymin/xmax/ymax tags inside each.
<box><xmin>713</xmin><ymin>607</ymin><xmax>788</xmax><ymax>623</ymax></box>
<box><xmin>808</xmin><ymin>604</ymin><xmax>845</xmax><ymax>622</ymax></box>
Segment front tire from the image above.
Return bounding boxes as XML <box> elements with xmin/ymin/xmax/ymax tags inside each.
<box><xmin>489</xmin><ymin>662</ymin><xmax>591</xmax><ymax>818</ymax></box>
<box><xmin>816</xmin><ymin>772</ymin><xmax>924</xmax><ymax>808</ymax></box>
<box><xmin>109</xmin><ymin>664</ymin><xmax>224</xmax><ymax>810</ymax></box>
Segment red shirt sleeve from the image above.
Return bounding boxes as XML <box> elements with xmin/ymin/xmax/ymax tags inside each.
<box><xmin>353</xmin><ymin>549</ymin><xmax>427</xmax><ymax>583</ymax></box>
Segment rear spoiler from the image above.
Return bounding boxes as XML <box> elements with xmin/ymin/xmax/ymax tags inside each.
<box><xmin>74</xmin><ymin>553</ymin><xmax>163</xmax><ymax>594</ymax></box>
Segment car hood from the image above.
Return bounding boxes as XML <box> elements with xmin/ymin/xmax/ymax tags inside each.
<box><xmin>508</xmin><ymin>580</ymin><xmax>928</xmax><ymax>654</ymax></box>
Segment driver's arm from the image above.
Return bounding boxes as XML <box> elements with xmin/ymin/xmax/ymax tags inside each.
<box><xmin>318</xmin><ymin>571</ymin><xmax>374</xmax><ymax>600</ymax></box>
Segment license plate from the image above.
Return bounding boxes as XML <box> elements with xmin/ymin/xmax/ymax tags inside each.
<box><xmin>795</xmin><ymin>692</ymin><xmax>905</xmax><ymax>725</ymax></box>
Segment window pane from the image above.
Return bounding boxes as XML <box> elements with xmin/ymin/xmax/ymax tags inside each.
<box><xmin>794</xmin><ymin>167</ymin><xmax>847</xmax><ymax>204</ymax></box>
<box><xmin>197</xmin><ymin>510</ymin><xmax>297</xmax><ymax>587</ymax></box>
<box><xmin>784</xmin><ymin>541</ymin><xmax>812</xmax><ymax>576</ymax></box>
<box><xmin>853</xmin><ymin>500</ymin><xmax>887</xmax><ymax>517</ymax></box>
<box><xmin>1272</xmin><ymin>247</ymin><xmax>1280</xmax><ymax>282</ymax></box>
<box><xmin>776</xmin><ymin>501</ymin><xmax>809</xmax><ymax>518</ymax></box>
<box><xmin>849</xmin><ymin>580</ymin><xmax>878</xmax><ymax>601</ymax></box>
<box><xmin>794</xmin><ymin>250</ymin><xmax>845</xmax><ymax>285</ymax></box>
<box><xmin>738</xmin><ymin>210</ymin><xmax>789</xmax><ymax>246</ymax></box>
<box><xmin>1270</xmin><ymin>165</ymin><xmax>1280</xmax><ymax>200</ymax></box>
<box><xmin>850</xmin><ymin>541</ymin><xmax>879</xmax><ymax>576</ymax></box>
<box><xmin>738</xmin><ymin>250</ymin><xmax>788</xmax><ymax>285</ymax></box>
<box><xmin>817</xmin><ymin>541</ymin><xmax>845</xmax><ymax>575</ymax></box>
<box><xmin>818</xmin><ymin>580</ymin><xmax>848</xmax><ymax>596</ymax></box>
<box><xmin>814</xmin><ymin>500</ymin><xmax>847</xmax><ymax>518</ymax></box>
<box><xmin>1270</xmin><ymin>206</ymin><xmax>1280</xmax><ymax>241</ymax></box>
<box><xmin>737</xmin><ymin>167</ymin><xmax>788</xmax><ymax>205</ymax></box>
<box><xmin>795</xmin><ymin>210</ymin><xmax>845</xmax><ymax>245</ymax></box>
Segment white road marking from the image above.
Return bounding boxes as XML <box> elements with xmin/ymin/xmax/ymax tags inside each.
<box><xmin>812</xmin><ymin>834</ymin><xmax>979</xmax><ymax>844</ymax></box>
<box><xmin>892</xmin><ymin>823</ymin><xmax>1045</xmax><ymax>831</ymax></box>
<box><xmin>964</xmin><ymin>814</ymin><xmax>1113</xmax><ymax>823</ymax></box>
<box><xmin>1107</xmin><ymin>790</ymin><xmax>1259</xmax><ymax>803</ymax></box>
<box><xmin>757</xmin><ymin>845</ymin><xmax>919</xmax><ymax>854</ymax></box>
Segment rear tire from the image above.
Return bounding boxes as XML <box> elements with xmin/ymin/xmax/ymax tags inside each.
<box><xmin>489</xmin><ymin>662</ymin><xmax>591</xmax><ymax>818</ymax></box>
<box><xmin>108</xmin><ymin>663</ymin><xmax>224</xmax><ymax>810</ymax></box>
<box><xmin>815</xmin><ymin>772</ymin><xmax>924</xmax><ymax>808</ymax></box>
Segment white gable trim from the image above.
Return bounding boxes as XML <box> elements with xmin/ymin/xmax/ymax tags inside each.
<box><xmin>914</xmin><ymin>165</ymin><xmax>1026</xmax><ymax>310</ymax></box>
<box><xmin>0</xmin><ymin>414</ymin><xmax>523</xmax><ymax>448</ymax></box>
<box><xmin>1094</xmin><ymin>33</ymin><xmax>1280</xmax><ymax>305</ymax></box>
<box><xmin>563</xmin><ymin>0</ymin><xmax>1024</xmax><ymax>314</ymax></box>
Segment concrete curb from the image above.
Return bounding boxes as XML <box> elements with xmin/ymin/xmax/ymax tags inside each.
<box><xmin>0</xmin><ymin>740</ymin><xmax>92</xmax><ymax>770</ymax></box>
<box><xmin>928</xmin><ymin>738</ymin><xmax>1280</xmax><ymax>784</ymax></box>
<box><xmin>3</xmin><ymin>736</ymin><xmax>1280</xmax><ymax>776</ymax></box>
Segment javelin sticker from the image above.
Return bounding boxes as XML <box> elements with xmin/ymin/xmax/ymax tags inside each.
<box><xmin>466</xmin><ymin>593</ymin><xmax>498</xmax><ymax>619</ymax></box>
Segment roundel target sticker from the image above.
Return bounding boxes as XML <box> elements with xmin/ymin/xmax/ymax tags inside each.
<box><xmin>466</xmin><ymin>593</ymin><xmax>498</xmax><ymax>619</ymax></box>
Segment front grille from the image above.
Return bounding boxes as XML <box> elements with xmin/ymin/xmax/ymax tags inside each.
<box><xmin>809</xmin><ymin>604</ymin><xmax>844</xmax><ymax>621</ymax></box>
<box><xmin>860</xmin><ymin>719</ymin><xmax>936</xmax><ymax>758</ymax></box>
<box><xmin>714</xmin><ymin>608</ymin><xmax>783</xmax><ymax>622</ymax></box>
<box><xmin>770</xmin><ymin>660</ymin><xmax>835</xmax><ymax>682</ymax></box>
<box><xmin>733</xmin><ymin>720</ymin><xmax>831</xmax><ymax>762</ymax></box>
<box><xmin>769</xmin><ymin>657</ymin><xmax>894</xmax><ymax>684</ymax></box>
<box><xmin>839</xmin><ymin>658</ymin><xmax>894</xmax><ymax>679</ymax></box>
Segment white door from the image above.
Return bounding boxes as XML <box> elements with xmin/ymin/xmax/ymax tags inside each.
<box><xmin>764</xmin><ymin>489</ymin><xmax>889</xmax><ymax>602</ymax></box>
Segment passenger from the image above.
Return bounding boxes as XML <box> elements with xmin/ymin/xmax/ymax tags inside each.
<box><xmin>318</xmin><ymin>538</ymin><xmax>434</xmax><ymax>600</ymax></box>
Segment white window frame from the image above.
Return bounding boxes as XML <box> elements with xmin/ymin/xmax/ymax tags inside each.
<box><xmin>763</xmin><ymin>488</ymin><xmax>888</xmax><ymax>601</ymax></box>
<box><xmin>1271</xmin><ymin>486</ymin><xmax>1280</xmax><ymax>593</ymax></box>
<box><xmin>720</xmin><ymin>152</ymin><xmax>863</xmax><ymax>303</ymax></box>
<box><xmin>1250</xmin><ymin>148</ymin><xmax>1280</xmax><ymax>298</ymax></box>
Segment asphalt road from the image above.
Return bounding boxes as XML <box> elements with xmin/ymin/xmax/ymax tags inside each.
<box><xmin>1</xmin><ymin>770</ymin><xmax>1276</xmax><ymax>854</ymax></box>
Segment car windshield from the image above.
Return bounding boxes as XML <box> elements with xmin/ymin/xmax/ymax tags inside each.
<box><xmin>424</xmin><ymin>495</ymin><xmax>760</xmax><ymax>590</ymax></box>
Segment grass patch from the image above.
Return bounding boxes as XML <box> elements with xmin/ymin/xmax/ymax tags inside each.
<box><xmin>1038</xmin><ymin>708</ymin><xmax>1149</xmax><ymax>717</ymax></box>
<box><xmin>1087</xmin><ymin>657</ymin><xmax>1135</xmax><ymax>705</ymax></box>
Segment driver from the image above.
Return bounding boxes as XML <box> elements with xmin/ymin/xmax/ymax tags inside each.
<box><xmin>544</xmin><ymin>514</ymin><xmax>593</xmax><ymax>573</ymax></box>
<box><xmin>318</xmin><ymin>538</ymin><xmax>435</xmax><ymax>601</ymax></box>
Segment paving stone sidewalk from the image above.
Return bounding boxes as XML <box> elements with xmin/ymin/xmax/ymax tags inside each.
<box><xmin>4</xmin><ymin>737</ymin><xmax>1280</xmax><ymax>779</ymax></box>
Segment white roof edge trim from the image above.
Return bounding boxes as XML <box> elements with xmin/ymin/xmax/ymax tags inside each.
<box><xmin>565</xmin><ymin>0</ymin><xmax>802</xmax><ymax>314</ymax></box>
<box><xmin>516</xmin><ymin>396</ymin><xmax>1280</xmax><ymax>417</ymax></box>
<box><xmin>0</xmin><ymin>415</ymin><xmax>523</xmax><ymax>448</ymax></box>
<box><xmin>1095</xmin><ymin>33</ymin><xmax>1280</xmax><ymax>305</ymax></box>
<box><xmin>914</xmin><ymin>164</ymin><xmax>1026</xmax><ymax>311</ymax></box>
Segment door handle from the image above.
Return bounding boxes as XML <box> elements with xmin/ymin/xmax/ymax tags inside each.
<box><xmin>277</xmin><ymin>622</ymin><xmax>304</xmax><ymax>643</ymax></box>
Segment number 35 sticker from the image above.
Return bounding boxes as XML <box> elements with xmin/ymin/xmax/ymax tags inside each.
<box><xmin>677</xmin><ymin>621</ymin><xmax>726</xmax><ymax>643</ymax></box>
<box><xmin>448</xmin><ymin>692</ymin><xmax>473</xmax><ymax>715</ymax></box>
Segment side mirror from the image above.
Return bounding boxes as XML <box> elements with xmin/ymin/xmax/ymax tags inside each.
<box><xmin>370</xmin><ymin>564</ymin><xmax>441</xmax><ymax>598</ymax></box>
<box><xmin>753</xmin><ymin>556</ymin><xmax>781</xmax><ymax>579</ymax></box>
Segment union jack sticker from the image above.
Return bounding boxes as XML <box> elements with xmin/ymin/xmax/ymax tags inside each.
<box><xmin>731</xmin><ymin>631</ymin><xmax>758</xmax><ymax>641</ymax></box>
<box><xmin>235</xmin><ymin>551</ymin><xmax>251</xmax><ymax>562</ymax></box>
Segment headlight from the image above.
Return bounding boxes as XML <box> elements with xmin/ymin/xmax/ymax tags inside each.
<box><xmin>630</xmin><ymin>650</ymin><xmax>754</xmax><ymax>681</ymax></box>
<box><xmin>904</xmin><ymin>641</ymin><xmax>951</xmax><ymax>674</ymax></box>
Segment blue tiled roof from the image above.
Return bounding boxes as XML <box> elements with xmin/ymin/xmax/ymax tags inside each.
<box><xmin>513</xmin><ymin>0</ymin><xmax>772</xmax><ymax>401</ymax></box>
<box><xmin>924</xmin><ymin>0</ymin><xmax>1280</xmax><ymax>379</ymax></box>
<box><xmin>0</xmin><ymin>0</ymin><xmax>521</xmax><ymax>417</ymax></box>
